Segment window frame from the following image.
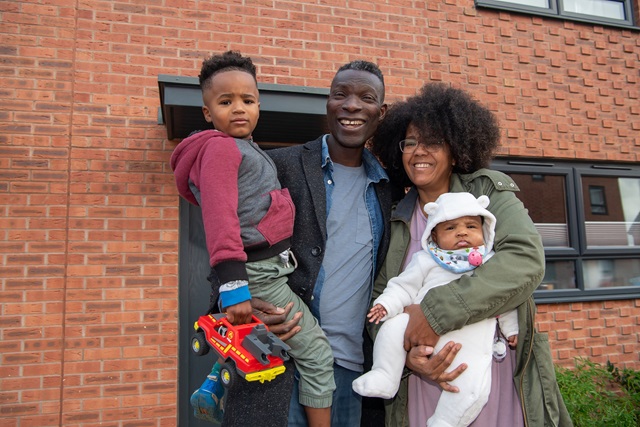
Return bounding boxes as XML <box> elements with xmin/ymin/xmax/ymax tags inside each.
<box><xmin>574</xmin><ymin>165</ymin><xmax>640</xmax><ymax>256</ymax></box>
<box><xmin>475</xmin><ymin>0</ymin><xmax>637</xmax><ymax>29</ymax></box>
<box><xmin>497</xmin><ymin>161</ymin><xmax>580</xmax><ymax>258</ymax></box>
<box><xmin>492</xmin><ymin>158</ymin><xmax>640</xmax><ymax>303</ymax></box>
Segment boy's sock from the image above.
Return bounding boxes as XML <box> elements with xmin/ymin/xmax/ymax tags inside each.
<box><xmin>190</xmin><ymin>361</ymin><xmax>226</xmax><ymax>424</ymax></box>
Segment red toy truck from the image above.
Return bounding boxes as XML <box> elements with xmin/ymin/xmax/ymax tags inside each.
<box><xmin>191</xmin><ymin>313</ymin><xmax>291</xmax><ymax>388</ymax></box>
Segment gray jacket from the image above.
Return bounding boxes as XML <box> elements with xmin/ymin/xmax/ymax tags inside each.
<box><xmin>267</xmin><ymin>136</ymin><xmax>397</xmax><ymax>304</ymax></box>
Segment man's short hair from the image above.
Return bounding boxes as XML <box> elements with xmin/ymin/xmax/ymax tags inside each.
<box><xmin>336</xmin><ymin>60</ymin><xmax>385</xmax><ymax>102</ymax></box>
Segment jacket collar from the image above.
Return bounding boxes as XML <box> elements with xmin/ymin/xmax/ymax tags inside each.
<box><xmin>319</xmin><ymin>135</ymin><xmax>389</xmax><ymax>184</ymax></box>
<box><xmin>391</xmin><ymin>186</ymin><xmax>418</xmax><ymax>223</ymax></box>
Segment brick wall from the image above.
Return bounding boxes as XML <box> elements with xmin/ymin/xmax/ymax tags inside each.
<box><xmin>538</xmin><ymin>300</ymin><xmax>640</xmax><ymax>368</ymax></box>
<box><xmin>1</xmin><ymin>0</ymin><xmax>638</xmax><ymax>425</ymax></box>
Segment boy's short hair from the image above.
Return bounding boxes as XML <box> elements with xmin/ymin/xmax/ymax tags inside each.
<box><xmin>199</xmin><ymin>50</ymin><xmax>257</xmax><ymax>91</ymax></box>
<box><xmin>336</xmin><ymin>60</ymin><xmax>385</xmax><ymax>102</ymax></box>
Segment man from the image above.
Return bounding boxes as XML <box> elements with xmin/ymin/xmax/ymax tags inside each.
<box><xmin>265</xmin><ymin>60</ymin><xmax>395</xmax><ymax>426</ymax></box>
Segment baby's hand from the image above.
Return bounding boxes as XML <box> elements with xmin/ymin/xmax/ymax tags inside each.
<box><xmin>508</xmin><ymin>334</ymin><xmax>518</xmax><ymax>348</ymax></box>
<box><xmin>367</xmin><ymin>304</ymin><xmax>387</xmax><ymax>324</ymax></box>
<box><xmin>226</xmin><ymin>300</ymin><xmax>253</xmax><ymax>325</ymax></box>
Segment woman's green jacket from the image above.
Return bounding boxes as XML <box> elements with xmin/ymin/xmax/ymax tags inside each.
<box><xmin>372</xmin><ymin>169</ymin><xmax>572</xmax><ymax>427</ymax></box>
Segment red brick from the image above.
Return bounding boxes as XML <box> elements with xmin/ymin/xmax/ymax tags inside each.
<box><xmin>2</xmin><ymin>2</ymin><xmax>639</xmax><ymax>425</ymax></box>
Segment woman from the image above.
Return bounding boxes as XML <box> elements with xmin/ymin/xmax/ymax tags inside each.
<box><xmin>369</xmin><ymin>83</ymin><xmax>571</xmax><ymax>427</ymax></box>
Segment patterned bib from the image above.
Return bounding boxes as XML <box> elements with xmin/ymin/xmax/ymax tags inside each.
<box><xmin>427</xmin><ymin>242</ymin><xmax>487</xmax><ymax>274</ymax></box>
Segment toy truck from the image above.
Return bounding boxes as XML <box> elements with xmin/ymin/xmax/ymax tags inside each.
<box><xmin>191</xmin><ymin>313</ymin><xmax>291</xmax><ymax>389</ymax></box>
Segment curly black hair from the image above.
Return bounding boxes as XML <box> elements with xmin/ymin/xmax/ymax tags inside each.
<box><xmin>337</xmin><ymin>60</ymin><xmax>385</xmax><ymax>102</ymax></box>
<box><xmin>198</xmin><ymin>50</ymin><xmax>257</xmax><ymax>91</ymax></box>
<box><xmin>371</xmin><ymin>82</ymin><xmax>500</xmax><ymax>188</ymax></box>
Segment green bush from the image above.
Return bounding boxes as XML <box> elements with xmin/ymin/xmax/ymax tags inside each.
<box><xmin>555</xmin><ymin>358</ymin><xmax>640</xmax><ymax>427</ymax></box>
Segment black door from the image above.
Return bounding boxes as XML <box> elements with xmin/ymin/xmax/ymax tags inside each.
<box><xmin>177</xmin><ymin>200</ymin><xmax>219</xmax><ymax>426</ymax></box>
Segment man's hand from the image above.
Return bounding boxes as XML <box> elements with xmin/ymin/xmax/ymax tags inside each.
<box><xmin>251</xmin><ymin>298</ymin><xmax>302</xmax><ymax>341</ymax></box>
<box><xmin>403</xmin><ymin>304</ymin><xmax>439</xmax><ymax>351</ymax></box>
<box><xmin>406</xmin><ymin>342</ymin><xmax>466</xmax><ymax>393</ymax></box>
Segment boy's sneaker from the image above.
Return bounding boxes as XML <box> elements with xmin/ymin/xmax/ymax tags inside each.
<box><xmin>190</xmin><ymin>361</ymin><xmax>226</xmax><ymax>424</ymax></box>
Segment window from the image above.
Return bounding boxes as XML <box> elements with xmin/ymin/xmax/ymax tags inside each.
<box><xmin>588</xmin><ymin>186</ymin><xmax>608</xmax><ymax>215</ymax></box>
<box><xmin>492</xmin><ymin>159</ymin><xmax>640</xmax><ymax>302</ymax></box>
<box><xmin>564</xmin><ymin>0</ymin><xmax>627</xmax><ymax>20</ymax></box>
<box><xmin>582</xmin><ymin>176</ymin><xmax>639</xmax><ymax>248</ymax></box>
<box><xmin>476</xmin><ymin>0</ymin><xmax>636</xmax><ymax>28</ymax></box>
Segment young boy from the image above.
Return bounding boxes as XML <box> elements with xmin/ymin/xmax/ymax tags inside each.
<box><xmin>170</xmin><ymin>51</ymin><xmax>334</xmax><ymax>426</ymax></box>
<box><xmin>352</xmin><ymin>192</ymin><xmax>518</xmax><ymax>427</ymax></box>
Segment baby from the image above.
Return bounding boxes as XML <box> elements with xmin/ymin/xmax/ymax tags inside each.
<box><xmin>353</xmin><ymin>192</ymin><xmax>518</xmax><ymax>427</ymax></box>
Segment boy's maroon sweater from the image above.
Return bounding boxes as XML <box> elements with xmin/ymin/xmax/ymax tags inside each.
<box><xmin>170</xmin><ymin>130</ymin><xmax>295</xmax><ymax>285</ymax></box>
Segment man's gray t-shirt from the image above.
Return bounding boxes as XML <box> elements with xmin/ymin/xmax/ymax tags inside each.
<box><xmin>319</xmin><ymin>163</ymin><xmax>373</xmax><ymax>372</ymax></box>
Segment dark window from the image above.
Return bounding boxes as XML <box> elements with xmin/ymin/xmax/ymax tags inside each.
<box><xmin>492</xmin><ymin>159</ymin><xmax>640</xmax><ymax>302</ymax></box>
<box><xmin>476</xmin><ymin>0</ymin><xmax>636</xmax><ymax>28</ymax></box>
<box><xmin>588</xmin><ymin>185</ymin><xmax>608</xmax><ymax>215</ymax></box>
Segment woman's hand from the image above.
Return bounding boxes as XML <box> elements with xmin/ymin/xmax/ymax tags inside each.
<box><xmin>251</xmin><ymin>298</ymin><xmax>302</xmax><ymax>341</ymax></box>
<box><xmin>406</xmin><ymin>342</ymin><xmax>467</xmax><ymax>393</ymax></box>
<box><xmin>403</xmin><ymin>304</ymin><xmax>439</xmax><ymax>351</ymax></box>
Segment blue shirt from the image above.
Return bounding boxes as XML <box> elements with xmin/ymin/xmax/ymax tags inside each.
<box><xmin>310</xmin><ymin>135</ymin><xmax>388</xmax><ymax>371</ymax></box>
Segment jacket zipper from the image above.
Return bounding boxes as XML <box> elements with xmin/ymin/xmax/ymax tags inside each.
<box><xmin>519</xmin><ymin>299</ymin><xmax>535</xmax><ymax>427</ymax></box>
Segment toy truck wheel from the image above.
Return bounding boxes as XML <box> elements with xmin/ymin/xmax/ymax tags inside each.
<box><xmin>191</xmin><ymin>331</ymin><xmax>209</xmax><ymax>356</ymax></box>
<box><xmin>219</xmin><ymin>362</ymin><xmax>238</xmax><ymax>389</ymax></box>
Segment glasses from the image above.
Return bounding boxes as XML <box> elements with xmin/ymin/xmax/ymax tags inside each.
<box><xmin>398</xmin><ymin>138</ymin><xmax>444</xmax><ymax>154</ymax></box>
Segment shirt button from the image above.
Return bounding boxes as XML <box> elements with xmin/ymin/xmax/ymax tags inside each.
<box><xmin>510</xmin><ymin>183</ymin><xmax>515</xmax><ymax>187</ymax></box>
<box><xmin>497</xmin><ymin>181</ymin><xmax>503</xmax><ymax>186</ymax></box>
<box><xmin>310</xmin><ymin>295</ymin><xmax>315</xmax><ymax>300</ymax></box>
<box><xmin>327</xmin><ymin>179</ymin><xmax>333</xmax><ymax>185</ymax></box>
<box><xmin>311</xmin><ymin>246</ymin><xmax>322</xmax><ymax>257</ymax></box>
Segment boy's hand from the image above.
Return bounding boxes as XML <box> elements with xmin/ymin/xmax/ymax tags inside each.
<box><xmin>367</xmin><ymin>304</ymin><xmax>387</xmax><ymax>324</ymax></box>
<box><xmin>251</xmin><ymin>299</ymin><xmax>302</xmax><ymax>341</ymax></box>
<box><xmin>225</xmin><ymin>300</ymin><xmax>253</xmax><ymax>325</ymax></box>
<box><xmin>508</xmin><ymin>335</ymin><xmax>518</xmax><ymax>348</ymax></box>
